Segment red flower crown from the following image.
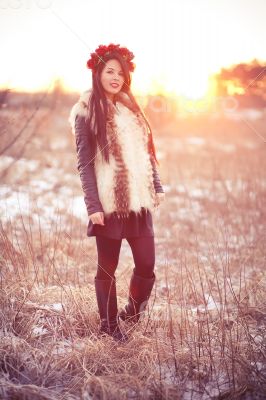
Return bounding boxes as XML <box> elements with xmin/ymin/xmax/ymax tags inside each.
<box><xmin>86</xmin><ymin>43</ymin><xmax>136</xmax><ymax>72</ymax></box>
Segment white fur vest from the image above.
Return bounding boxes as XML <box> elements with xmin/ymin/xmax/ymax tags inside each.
<box><xmin>69</xmin><ymin>89</ymin><xmax>157</xmax><ymax>218</ymax></box>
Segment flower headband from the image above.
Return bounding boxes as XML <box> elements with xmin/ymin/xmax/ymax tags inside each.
<box><xmin>86</xmin><ymin>43</ymin><xmax>136</xmax><ymax>72</ymax></box>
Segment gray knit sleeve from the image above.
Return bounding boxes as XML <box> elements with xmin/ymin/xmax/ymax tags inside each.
<box><xmin>147</xmin><ymin>133</ymin><xmax>164</xmax><ymax>193</ymax></box>
<box><xmin>150</xmin><ymin>154</ymin><xmax>165</xmax><ymax>193</ymax></box>
<box><xmin>74</xmin><ymin>114</ymin><xmax>104</xmax><ymax>216</ymax></box>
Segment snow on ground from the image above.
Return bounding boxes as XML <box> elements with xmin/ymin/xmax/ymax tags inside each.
<box><xmin>0</xmin><ymin>154</ymin><xmax>88</xmax><ymax>231</ymax></box>
<box><xmin>0</xmin><ymin>184</ymin><xmax>87</xmax><ymax>230</ymax></box>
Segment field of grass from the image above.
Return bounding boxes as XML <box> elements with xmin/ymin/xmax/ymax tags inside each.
<box><xmin>0</xmin><ymin>93</ymin><xmax>265</xmax><ymax>399</ymax></box>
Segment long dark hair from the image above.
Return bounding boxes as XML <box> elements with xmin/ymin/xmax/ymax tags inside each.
<box><xmin>86</xmin><ymin>51</ymin><xmax>160</xmax><ymax>166</ymax></box>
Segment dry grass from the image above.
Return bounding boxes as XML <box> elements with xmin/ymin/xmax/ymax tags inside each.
<box><xmin>0</xmin><ymin>95</ymin><xmax>266</xmax><ymax>399</ymax></box>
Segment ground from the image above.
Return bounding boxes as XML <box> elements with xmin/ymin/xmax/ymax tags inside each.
<box><xmin>0</xmin><ymin>94</ymin><xmax>265</xmax><ymax>399</ymax></box>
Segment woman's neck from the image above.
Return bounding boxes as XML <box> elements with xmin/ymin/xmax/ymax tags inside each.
<box><xmin>105</xmin><ymin>93</ymin><xmax>117</xmax><ymax>105</ymax></box>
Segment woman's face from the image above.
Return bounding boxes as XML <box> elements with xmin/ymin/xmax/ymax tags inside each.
<box><xmin>100</xmin><ymin>59</ymin><xmax>125</xmax><ymax>101</ymax></box>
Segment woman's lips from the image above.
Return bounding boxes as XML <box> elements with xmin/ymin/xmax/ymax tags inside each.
<box><xmin>110</xmin><ymin>83</ymin><xmax>119</xmax><ymax>88</ymax></box>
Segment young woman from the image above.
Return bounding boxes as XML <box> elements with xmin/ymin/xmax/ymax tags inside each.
<box><xmin>69</xmin><ymin>43</ymin><xmax>165</xmax><ymax>343</ymax></box>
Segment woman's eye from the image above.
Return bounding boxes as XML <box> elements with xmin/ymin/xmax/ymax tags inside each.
<box><xmin>107</xmin><ymin>71</ymin><xmax>124</xmax><ymax>77</ymax></box>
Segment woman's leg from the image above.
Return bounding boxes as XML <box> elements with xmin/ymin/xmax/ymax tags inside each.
<box><xmin>94</xmin><ymin>235</ymin><xmax>128</xmax><ymax>341</ymax></box>
<box><xmin>119</xmin><ymin>236</ymin><xmax>156</xmax><ymax>323</ymax></box>
<box><xmin>95</xmin><ymin>235</ymin><xmax>122</xmax><ymax>279</ymax></box>
<box><xmin>126</xmin><ymin>236</ymin><xmax>155</xmax><ymax>278</ymax></box>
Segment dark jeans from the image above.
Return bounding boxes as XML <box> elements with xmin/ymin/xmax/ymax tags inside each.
<box><xmin>95</xmin><ymin>236</ymin><xmax>155</xmax><ymax>280</ymax></box>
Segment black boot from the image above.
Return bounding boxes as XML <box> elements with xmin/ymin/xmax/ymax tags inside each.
<box><xmin>94</xmin><ymin>276</ymin><xmax>128</xmax><ymax>343</ymax></box>
<box><xmin>119</xmin><ymin>272</ymin><xmax>156</xmax><ymax>323</ymax></box>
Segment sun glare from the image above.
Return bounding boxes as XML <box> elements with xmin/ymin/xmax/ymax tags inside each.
<box><xmin>0</xmin><ymin>1</ymin><xmax>265</xmax><ymax>98</ymax></box>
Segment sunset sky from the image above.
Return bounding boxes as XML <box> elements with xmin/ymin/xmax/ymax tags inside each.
<box><xmin>0</xmin><ymin>0</ymin><xmax>265</xmax><ymax>98</ymax></box>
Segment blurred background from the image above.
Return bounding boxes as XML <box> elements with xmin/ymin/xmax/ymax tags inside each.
<box><xmin>0</xmin><ymin>0</ymin><xmax>265</xmax><ymax>226</ymax></box>
<box><xmin>1</xmin><ymin>0</ymin><xmax>265</xmax><ymax>229</ymax></box>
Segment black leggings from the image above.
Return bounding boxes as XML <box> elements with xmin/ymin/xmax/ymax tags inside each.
<box><xmin>95</xmin><ymin>236</ymin><xmax>155</xmax><ymax>280</ymax></box>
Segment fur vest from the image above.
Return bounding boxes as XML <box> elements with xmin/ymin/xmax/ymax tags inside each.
<box><xmin>69</xmin><ymin>89</ymin><xmax>157</xmax><ymax>218</ymax></box>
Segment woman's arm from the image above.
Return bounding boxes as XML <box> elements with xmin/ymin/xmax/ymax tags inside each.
<box><xmin>150</xmin><ymin>155</ymin><xmax>165</xmax><ymax>193</ymax></box>
<box><xmin>74</xmin><ymin>114</ymin><xmax>104</xmax><ymax>216</ymax></box>
<box><xmin>147</xmin><ymin>133</ymin><xmax>164</xmax><ymax>193</ymax></box>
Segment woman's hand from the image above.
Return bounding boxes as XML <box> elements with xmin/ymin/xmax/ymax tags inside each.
<box><xmin>155</xmin><ymin>192</ymin><xmax>165</xmax><ymax>207</ymax></box>
<box><xmin>89</xmin><ymin>211</ymin><xmax>105</xmax><ymax>225</ymax></box>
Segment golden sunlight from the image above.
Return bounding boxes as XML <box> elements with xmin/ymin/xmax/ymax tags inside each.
<box><xmin>0</xmin><ymin>0</ymin><xmax>265</xmax><ymax>98</ymax></box>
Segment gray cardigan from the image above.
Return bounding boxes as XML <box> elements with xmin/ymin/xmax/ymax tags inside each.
<box><xmin>74</xmin><ymin>114</ymin><xmax>164</xmax><ymax>217</ymax></box>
